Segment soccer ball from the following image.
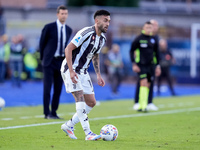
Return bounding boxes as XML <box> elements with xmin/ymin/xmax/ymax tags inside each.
<box><xmin>100</xmin><ymin>124</ymin><xmax>118</xmax><ymax>141</ymax></box>
<box><xmin>0</xmin><ymin>97</ymin><xmax>5</xmax><ymax>109</ymax></box>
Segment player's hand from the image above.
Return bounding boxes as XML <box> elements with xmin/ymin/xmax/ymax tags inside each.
<box><xmin>132</xmin><ymin>64</ymin><xmax>140</xmax><ymax>73</ymax></box>
<box><xmin>155</xmin><ymin>65</ymin><xmax>161</xmax><ymax>77</ymax></box>
<box><xmin>97</xmin><ymin>75</ymin><xmax>105</xmax><ymax>87</ymax></box>
<box><xmin>70</xmin><ymin>70</ymin><xmax>78</xmax><ymax>84</ymax></box>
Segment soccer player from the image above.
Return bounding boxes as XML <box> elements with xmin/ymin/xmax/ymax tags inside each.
<box><xmin>130</xmin><ymin>21</ymin><xmax>161</xmax><ymax>112</ymax></box>
<box><xmin>60</xmin><ymin>10</ymin><xmax>111</xmax><ymax>140</ymax></box>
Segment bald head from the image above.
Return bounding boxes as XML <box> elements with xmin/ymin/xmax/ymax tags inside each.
<box><xmin>150</xmin><ymin>19</ymin><xmax>159</xmax><ymax>35</ymax></box>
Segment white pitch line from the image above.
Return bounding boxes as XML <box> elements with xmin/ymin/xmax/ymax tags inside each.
<box><xmin>20</xmin><ymin>116</ymin><xmax>31</xmax><ymax>119</ymax></box>
<box><xmin>1</xmin><ymin>118</ymin><xmax>13</xmax><ymax>121</ymax></box>
<box><xmin>0</xmin><ymin>107</ymin><xmax>200</xmax><ymax>130</ymax></box>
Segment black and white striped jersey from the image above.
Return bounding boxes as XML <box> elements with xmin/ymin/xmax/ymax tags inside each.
<box><xmin>61</xmin><ymin>26</ymin><xmax>106</xmax><ymax>74</ymax></box>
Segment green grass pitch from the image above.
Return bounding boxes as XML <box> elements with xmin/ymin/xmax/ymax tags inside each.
<box><xmin>0</xmin><ymin>95</ymin><xmax>200</xmax><ymax>150</ymax></box>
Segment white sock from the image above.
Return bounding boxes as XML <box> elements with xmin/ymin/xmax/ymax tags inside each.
<box><xmin>76</xmin><ymin>102</ymin><xmax>91</xmax><ymax>135</ymax></box>
<box><xmin>85</xmin><ymin>104</ymin><xmax>93</xmax><ymax>114</ymax></box>
<box><xmin>67</xmin><ymin>103</ymin><xmax>93</xmax><ymax>127</ymax></box>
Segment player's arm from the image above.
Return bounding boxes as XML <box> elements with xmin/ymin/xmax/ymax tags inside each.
<box><xmin>130</xmin><ymin>38</ymin><xmax>140</xmax><ymax>73</ymax></box>
<box><xmin>65</xmin><ymin>27</ymin><xmax>91</xmax><ymax>83</ymax></box>
<box><xmin>65</xmin><ymin>42</ymin><xmax>78</xmax><ymax>83</ymax></box>
<box><xmin>154</xmin><ymin>39</ymin><xmax>161</xmax><ymax>77</ymax></box>
<box><xmin>39</xmin><ymin>25</ymin><xmax>48</xmax><ymax>60</ymax></box>
<box><xmin>92</xmin><ymin>53</ymin><xmax>105</xmax><ymax>87</ymax></box>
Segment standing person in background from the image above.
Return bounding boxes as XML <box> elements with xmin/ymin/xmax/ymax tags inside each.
<box><xmin>130</xmin><ymin>21</ymin><xmax>161</xmax><ymax>112</ymax></box>
<box><xmin>107</xmin><ymin>43</ymin><xmax>124</xmax><ymax>95</ymax></box>
<box><xmin>133</xmin><ymin>19</ymin><xmax>160</xmax><ymax>111</ymax></box>
<box><xmin>2</xmin><ymin>34</ymin><xmax>10</xmax><ymax>80</ymax></box>
<box><xmin>0</xmin><ymin>36</ymin><xmax>5</xmax><ymax>83</ymax></box>
<box><xmin>157</xmin><ymin>39</ymin><xmax>176</xmax><ymax>96</ymax></box>
<box><xmin>10</xmin><ymin>35</ymin><xmax>24</xmax><ymax>87</ymax></box>
<box><xmin>60</xmin><ymin>10</ymin><xmax>111</xmax><ymax>140</ymax></box>
<box><xmin>0</xmin><ymin>34</ymin><xmax>10</xmax><ymax>83</ymax></box>
<box><xmin>39</xmin><ymin>5</ymin><xmax>72</xmax><ymax>119</ymax></box>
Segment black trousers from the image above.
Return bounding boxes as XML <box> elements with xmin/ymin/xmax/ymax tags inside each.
<box><xmin>43</xmin><ymin>57</ymin><xmax>64</xmax><ymax>116</ymax></box>
<box><xmin>110</xmin><ymin>69</ymin><xmax>123</xmax><ymax>93</ymax></box>
<box><xmin>157</xmin><ymin>66</ymin><xmax>175</xmax><ymax>95</ymax></box>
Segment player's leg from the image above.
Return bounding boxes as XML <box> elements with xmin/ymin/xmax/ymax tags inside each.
<box><xmin>43</xmin><ymin>65</ymin><xmax>54</xmax><ymax>118</ymax></box>
<box><xmin>66</xmin><ymin>93</ymin><xmax>95</xmax><ymax>127</ymax></box>
<box><xmin>70</xmin><ymin>92</ymin><xmax>101</xmax><ymax>140</ymax></box>
<box><xmin>138</xmin><ymin>78</ymin><xmax>149</xmax><ymax>111</ymax></box>
<box><xmin>148</xmin><ymin>78</ymin><xmax>154</xmax><ymax>104</ymax></box>
<box><xmin>64</xmin><ymin>94</ymin><xmax>100</xmax><ymax>140</ymax></box>
<box><xmin>165</xmin><ymin>68</ymin><xmax>176</xmax><ymax>96</ymax></box>
<box><xmin>72</xmin><ymin>91</ymin><xmax>91</xmax><ymax>133</ymax></box>
<box><xmin>110</xmin><ymin>72</ymin><xmax>117</xmax><ymax>94</ymax></box>
<box><xmin>157</xmin><ymin>75</ymin><xmax>161</xmax><ymax>96</ymax></box>
<box><xmin>60</xmin><ymin>70</ymin><xmax>79</xmax><ymax>139</ymax></box>
<box><xmin>51</xmin><ymin>68</ymin><xmax>63</xmax><ymax>117</ymax></box>
<box><xmin>62</xmin><ymin>90</ymin><xmax>91</xmax><ymax>140</ymax></box>
<box><xmin>83</xmin><ymin>94</ymin><xmax>101</xmax><ymax>140</ymax></box>
<box><xmin>146</xmin><ymin>65</ymin><xmax>158</xmax><ymax>111</ymax></box>
<box><xmin>133</xmin><ymin>79</ymin><xmax>140</xmax><ymax>110</ymax></box>
<box><xmin>61</xmin><ymin>71</ymin><xmax>100</xmax><ymax>140</ymax></box>
<box><xmin>65</xmin><ymin>100</ymin><xmax>93</xmax><ymax>126</ymax></box>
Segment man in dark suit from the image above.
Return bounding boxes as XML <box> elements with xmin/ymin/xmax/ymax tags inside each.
<box><xmin>39</xmin><ymin>5</ymin><xmax>72</xmax><ymax>119</ymax></box>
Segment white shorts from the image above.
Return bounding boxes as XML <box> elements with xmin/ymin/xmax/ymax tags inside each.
<box><xmin>61</xmin><ymin>69</ymin><xmax>94</xmax><ymax>94</ymax></box>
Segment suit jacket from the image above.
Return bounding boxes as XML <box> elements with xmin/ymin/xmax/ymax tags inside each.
<box><xmin>39</xmin><ymin>22</ymin><xmax>72</xmax><ymax>67</ymax></box>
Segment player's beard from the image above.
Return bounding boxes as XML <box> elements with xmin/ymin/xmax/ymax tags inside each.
<box><xmin>99</xmin><ymin>24</ymin><xmax>108</xmax><ymax>33</ymax></box>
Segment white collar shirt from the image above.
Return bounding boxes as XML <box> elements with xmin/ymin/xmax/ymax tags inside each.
<box><xmin>55</xmin><ymin>19</ymin><xmax>66</xmax><ymax>57</ymax></box>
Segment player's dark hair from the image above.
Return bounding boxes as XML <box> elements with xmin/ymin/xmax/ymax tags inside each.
<box><xmin>145</xmin><ymin>21</ymin><xmax>152</xmax><ymax>25</ymax></box>
<box><xmin>57</xmin><ymin>5</ymin><xmax>67</xmax><ymax>13</ymax></box>
<box><xmin>94</xmin><ymin>10</ymin><xmax>110</xmax><ymax>19</ymax></box>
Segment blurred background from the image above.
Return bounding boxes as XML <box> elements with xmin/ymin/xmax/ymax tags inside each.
<box><xmin>0</xmin><ymin>0</ymin><xmax>200</xmax><ymax>106</ymax></box>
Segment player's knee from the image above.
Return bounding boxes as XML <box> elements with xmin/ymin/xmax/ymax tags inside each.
<box><xmin>90</xmin><ymin>101</ymin><xmax>96</xmax><ymax>107</ymax></box>
<box><xmin>140</xmin><ymin>78</ymin><xmax>148</xmax><ymax>87</ymax></box>
<box><xmin>87</xmin><ymin>100</ymin><xmax>96</xmax><ymax>107</ymax></box>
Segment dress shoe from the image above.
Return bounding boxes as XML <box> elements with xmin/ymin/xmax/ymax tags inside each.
<box><xmin>45</xmin><ymin>114</ymin><xmax>63</xmax><ymax>119</ymax></box>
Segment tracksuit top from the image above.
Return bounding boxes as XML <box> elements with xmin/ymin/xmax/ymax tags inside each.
<box><xmin>130</xmin><ymin>33</ymin><xmax>159</xmax><ymax>66</ymax></box>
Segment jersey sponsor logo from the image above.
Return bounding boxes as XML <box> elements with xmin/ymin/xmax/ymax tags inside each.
<box><xmin>139</xmin><ymin>40</ymin><xmax>148</xmax><ymax>43</ymax></box>
<box><xmin>87</xmin><ymin>47</ymin><xmax>97</xmax><ymax>59</ymax></box>
<box><xmin>140</xmin><ymin>43</ymin><xmax>147</xmax><ymax>48</ymax></box>
<box><xmin>75</xmin><ymin>37</ymin><xmax>81</xmax><ymax>43</ymax></box>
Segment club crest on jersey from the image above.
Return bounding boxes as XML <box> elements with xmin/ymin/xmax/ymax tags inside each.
<box><xmin>151</xmin><ymin>38</ymin><xmax>155</xmax><ymax>44</ymax></box>
<box><xmin>90</xmin><ymin>41</ymin><xmax>95</xmax><ymax>45</ymax></box>
<box><xmin>92</xmin><ymin>36</ymin><xmax>95</xmax><ymax>40</ymax></box>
